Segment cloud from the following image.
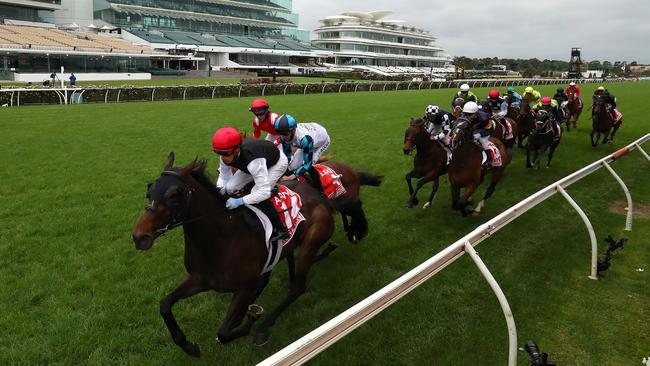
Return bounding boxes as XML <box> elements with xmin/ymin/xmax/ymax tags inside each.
<box><xmin>293</xmin><ymin>0</ymin><xmax>650</xmax><ymax>63</ymax></box>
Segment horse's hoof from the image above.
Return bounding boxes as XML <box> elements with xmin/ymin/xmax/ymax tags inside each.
<box><xmin>253</xmin><ymin>330</ymin><xmax>271</xmax><ymax>346</ymax></box>
<box><xmin>247</xmin><ymin>304</ymin><xmax>264</xmax><ymax>321</ymax></box>
<box><xmin>183</xmin><ymin>342</ymin><xmax>201</xmax><ymax>357</ymax></box>
<box><xmin>422</xmin><ymin>202</ymin><xmax>430</xmax><ymax>209</ymax></box>
<box><xmin>469</xmin><ymin>210</ymin><xmax>481</xmax><ymax>217</ymax></box>
<box><xmin>352</xmin><ymin>234</ymin><xmax>359</xmax><ymax>243</ymax></box>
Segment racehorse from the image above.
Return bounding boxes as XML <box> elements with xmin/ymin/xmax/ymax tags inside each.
<box><xmin>491</xmin><ymin>116</ymin><xmax>518</xmax><ymax>150</ymax></box>
<box><xmin>403</xmin><ymin>117</ymin><xmax>449</xmax><ymax>209</ymax></box>
<box><xmin>566</xmin><ymin>92</ymin><xmax>583</xmax><ymax>131</ymax></box>
<box><xmin>591</xmin><ymin>96</ymin><xmax>621</xmax><ymax>146</ymax></box>
<box><xmin>448</xmin><ymin>119</ymin><xmax>511</xmax><ymax>216</ymax></box>
<box><xmin>131</xmin><ymin>153</ymin><xmax>335</xmax><ymax>355</ymax></box>
<box><xmin>318</xmin><ymin>161</ymin><xmax>383</xmax><ymax>243</ymax></box>
<box><xmin>452</xmin><ymin>97</ymin><xmax>465</xmax><ymax>118</ymax></box>
<box><xmin>526</xmin><ymin>111</ymin><xmax>561</xmax><ymax>169</ymax></box>
<box><xmin>517</xmin><ymin>102</ymin><xmax>535</xmax><ymax>148</ymax></box>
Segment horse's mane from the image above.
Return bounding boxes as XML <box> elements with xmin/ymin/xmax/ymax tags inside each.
<box><xmin>183</xmin><ymin>159</ymin><xmax>222</xmax><ymax>198</ymax></box>
<box><xmin>410</xmin><ymin>117</ymin><xmax>425</xmax><ymax>126</ymax></box>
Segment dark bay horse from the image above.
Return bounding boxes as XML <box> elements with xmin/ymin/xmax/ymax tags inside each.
<box><xmin>591</xmin><ymin>97</ymin><xmax>621</xmax><ymax>146</ymax></box>
<box><xmin>403</xmin><ymin>117</ymin><xmax>448</xmax><ymax>209</ymax></box>
<box><xmin>566</xmin><ymin>92</ymin><xmax>583</xmax><ymax>131</ymax></box>
<box><xmin>517</xmin><ymin>102</ymin><xmax>535</xmax><ymax>148</ymax></box>
<box><xmin>131</xmin><ymin>153</ymin><xmax>335</xmax><ymax>355</ymax></box>
<box><xmin>452</xmin><ymin>97</ymin><xmax>465</xmax><ymax>118</ymax></box>
<box><xmin>526</xmin><ymin>112</ymin><xmax>561</xmax><ymax>169</ymax></box>
<box><xmin>319</xmin><ymin>161</ymin><xmax>383</xmax><ymax>243</ymax></box>
<box><xmin>448</xmin><ymin>120</ymin><xmax>511</xmax><ymax>216</ymax></box>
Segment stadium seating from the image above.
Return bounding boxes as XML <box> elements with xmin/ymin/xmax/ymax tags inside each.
<box><xmin>0</xmin><ymin>25</ymin><xmax>159</xmax><ymax>54</ymax></box>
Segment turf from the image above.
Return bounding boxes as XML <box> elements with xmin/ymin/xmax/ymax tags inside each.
<box><xmin>0</xmin><ymin>82</ymin><xmax>648</xmax><ymax>365</ymax></box>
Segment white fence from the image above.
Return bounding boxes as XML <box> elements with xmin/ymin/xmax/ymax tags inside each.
<box><xmin>0</xmin><ymin>77</ymin><xmax>636</xmax><ymax>107</ymax></box>
<box><xmin>258</xmin><ymin>133</ymin><xmax>650</xmax><ymax>366</ymax></box>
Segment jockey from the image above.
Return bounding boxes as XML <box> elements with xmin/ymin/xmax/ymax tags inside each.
<box><xmin>566</xmin><ymin>81</ymin><xmax>581</xmax><ymax>97</ymax></box>
<box><xmin>522</xmin><ymin>86</ymin><xmax>542</xmax><ymax>108</ymax></box>
<box><xmin>592</xmin><ymin>86</ymin><xmax>607</xmax><ymax>105</ymax></box>
<box><xmin>274</xmin><ymin>114</ymin><xmax>330</xmax><ymax>194</ymax></box>
<box><xmin>250</xmin><ymin>98</ymin><xmax>281</xmax><ymax>142</ymax></box>
<box><xmin>534</xmin><ymin>97</ymin><xmax>562</xmax><ymax>140</ymax></box>
<box><xmin>505</xmin><ymin>86</ymin><xmax>522</xmax><ymax>108</ymax></box>
<box><xmin>451</xmin><ymin>83</ymin><xmax>478</xmax><ymax>108</ymax></box>
<box><xmin>213</xmin><ymin>127</ymin><xmax>289</xmax><ymax>241</ymax></box>
<box><xmin>599</xmin><ymin>90</ymin><xmax>621</xmax><ymax>123</ymax></box>
<box><xmin>423</xmin><ymin>104</ymin><xmax>454</xmax><ymax>146</ymax></box>
<box><xmin>554</xmin><ymin>87</ymin><xmax>569</xmax><ymax>120</ymax></box>
<box><xmin>481</xmin><ymin>89</ymin><xmax>508</xmax><ymax>119</ymax></box>
<box><xmin>461</xmin><ymin>101</ymin><xmax>494</xmax><ymax>167</ymax></box>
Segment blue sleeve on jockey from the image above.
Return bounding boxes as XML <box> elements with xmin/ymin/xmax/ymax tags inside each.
<box><xmin>296</xmin><ymin>135</ymin><xmax>314</xmax><ymax>176</ymax></box>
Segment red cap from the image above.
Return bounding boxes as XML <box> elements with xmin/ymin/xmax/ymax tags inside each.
<box><xmin>250</xmin><ymin>98</ymin><xmax>269</xmax><ymax>109</ymax></box>
<box><xmin>211</xmin><ymin>127</ymin><xmax>242</xmax><ymax>152</ymax></box>
<box><xmin>488</xmin><ymin>89</ymin><xmax>500</xmax><ymax>98</ymax></box>
<box><xmin>541</xmin><ymin>96</ymin><xmax>552</xmax><ymax>105</ymax></box>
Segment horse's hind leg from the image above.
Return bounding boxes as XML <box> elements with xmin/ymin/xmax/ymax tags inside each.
<box><xmin>590</xmin><ymin>131</ymin><xmax>597</xmax><ymax>147</ymax></box>
<box><xmin>286</xmin><ymin>251</ymin><xmax>295</xmax><ymax>283</ymax></box>
<box><xmin>610</xmin><ymin>123</ymin><xmax>621</xmax><ymax>141</ymax></box>
<box><xmin>217</xmin><ymin>273</ymin><xmax>271</xmax><ymax>344</ymax></box>
<box><xmin>473</xmin><ymin>169</ymin><xmax>504</xmax><ymax>215</ymax></box>
<box><xmin>315</xmin><ymin>242</ymin><xmax>339</xmax><ymax>261</ymax></box>
<box><xmin>460</xmin><ymin>183</ymin><xmax>479</xmax><ymax>217</ymax></box>
<box><xmin>160</xmin><ymin>274</ymin><xmax>207</xmax><ymax>357</ymax></box>
<box><xmin>422</xmin><ymin>173</ymin><xmax>439</xmax><ymax>209</ymax></box>
<box><xmin>547</xmin><ymin>144</ymin><xmax>558</xmax><ymax>168</ymax></box>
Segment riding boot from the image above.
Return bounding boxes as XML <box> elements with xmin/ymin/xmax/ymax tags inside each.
<box><xmin>483</xmin><ymin>149</ymin><xmax>493</xmax><ymax>167</ymax></box>
<box><xmin>254</xmin><ymin>199</ymin><xmax>289</xmax><ymax>242</ymax></box>
<box><xmin>307</xmin><ymin>165</ymin><xmax>326</xmax><ymax>197</ymax></box>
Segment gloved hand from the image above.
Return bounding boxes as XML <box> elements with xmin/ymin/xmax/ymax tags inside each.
<box><xmin>437</xmin><ymin>132</ymin><xmax>445</xmax><ymax>140</ymax></box>
<box><xmin>473</xmin><ymin>133</ymin><xmax>481</xmax><ymax>140</ymax></box>
<box><xmin>225</xmin><ymin>197</ymin><xmax>244</xmax><ymax>210</ymax></box>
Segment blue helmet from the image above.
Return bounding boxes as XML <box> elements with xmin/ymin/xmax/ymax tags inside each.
<box><xmin>274</xmin><ymin>114</ymin><xmax>297</xmax><ymax>133</ymax></box>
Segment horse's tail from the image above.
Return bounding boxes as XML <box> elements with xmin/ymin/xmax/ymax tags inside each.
<box><xmin>357</xmin><ymin>171</ymin><xmax>384</xmax><ymax>187</ymax></box>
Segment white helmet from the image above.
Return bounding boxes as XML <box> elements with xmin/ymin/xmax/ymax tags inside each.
<box><xmin>462</xmin><ymin>101</ymin><xmax>479</xmax><ymax>114</ymax></box>
<box><xmin>425</xmin><ymin>105</ymin><xmax>440</xmax><ymax>117</ymax></box>
<box><xmin>460</xmin><ymin>84</ymin><xmax>470</xmax><ymax>92</ymax></box>
<box><xmin>569</xmin><ymin>82</ymin><xmax>576</xmax><ymax>86</ymax></box>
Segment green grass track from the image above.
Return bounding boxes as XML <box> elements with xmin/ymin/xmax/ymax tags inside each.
<box><xmin>0</xmin><ymin>82</ymin><xmax>648</xmax><ymax>365</ymax></box>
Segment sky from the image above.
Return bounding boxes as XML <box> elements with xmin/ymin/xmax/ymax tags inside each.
<box><xmin>293</xmin><ymin>0</ymin><xmax>650</xmax><ymax>63</ymax></box>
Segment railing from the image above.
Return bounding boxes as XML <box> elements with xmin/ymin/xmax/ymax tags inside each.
<box><xmin>0</xmin><ymin>78</ymin><xmax>636</xmax><ymax>107</ymax></box>
<box><xmin>257</xmin><ymin>133</ymin><xmax>650</xmax><ymax>366</ymax></box>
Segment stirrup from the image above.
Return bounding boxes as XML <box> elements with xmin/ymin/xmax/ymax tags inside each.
<box><xmin>270</xmin><ymin>228</ymin><xmax>289</xmax><ymax>242</ymax></box>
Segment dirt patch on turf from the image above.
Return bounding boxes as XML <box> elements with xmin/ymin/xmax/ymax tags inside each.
<box><xmin>608</xmin><ymin>201</ymin><xmax>650</xmax><ymax>219</ymax></box>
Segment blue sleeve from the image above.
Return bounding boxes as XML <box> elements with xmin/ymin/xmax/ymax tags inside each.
<box><xmin>295</xmin><ymin>135</ymin><xmax>314</xmax><ymax>176</ymax></box>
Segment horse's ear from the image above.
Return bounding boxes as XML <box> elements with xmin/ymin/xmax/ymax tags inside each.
<box><xmin>164</xmin><ymin>152</ymin><xmax>175</xmax><ymax>170</ymax></box>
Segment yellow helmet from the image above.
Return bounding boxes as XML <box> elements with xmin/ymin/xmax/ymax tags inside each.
<box><xmin>524</xmin><ymin>86</ymin><xmax>534</xmax><ymax>94</ymax></box>
<box><xmin>597</xmin><ymin>86</ymin><xmax>605</xmax><ymax>91</ymax></box>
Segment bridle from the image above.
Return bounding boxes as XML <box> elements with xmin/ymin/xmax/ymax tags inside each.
<box><xmin>146</xmin><ymin>170</ymin><xmax>204</xmax><ymax>235</ymax></box>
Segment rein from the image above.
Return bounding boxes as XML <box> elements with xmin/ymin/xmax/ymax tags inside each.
<box><xmin>150</xmin><ymin>170</ymin><xmax>207</xmax><ymax>235</ymax></box>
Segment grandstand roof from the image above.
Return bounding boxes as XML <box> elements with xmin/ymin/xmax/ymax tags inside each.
<box><xmin>109</xmin><ymin>3</ymin><xmax>296</xmax><ymax>29</ymax></box>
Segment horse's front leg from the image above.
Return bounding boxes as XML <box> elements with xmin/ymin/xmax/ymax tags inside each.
<box><xmin>547</xmin><ymin>143</ymin><xmax>559</xmax><ymax>168</ymax></box>
<box><xmin>423</xmin><ymin>174</ymin><xmax>440</xmax><ymax>209</ymax></box>
<box><xmin>410</xmin><ymin>173</ymin><xmax>435</xmax><ymax>208</ymax></box>
<box><xmin>590</xmin><ymin>131</ymin><xmax>597</xmax><ymax>147</ymax></box>
<box><xmin>160</xmin><ymin>273</ymin><xmax>207</xmax><ymax>357</ymax></box>
<box><xmin>405</xmin><ymin>171</ymin><xmax>420</xmax><ymax>208</ymax></box>
<box><xmin>217</xmin><ymin>273</ymin><xmax>271</xmax><ymax>344</ymax></box>
<box><xmin>526</xmin><ymin>146</ymin><xmax>532</xmax><ymax>168</ymax></box>
<box><xmin>610</xmin><ymin>123</ymin><xmax>621</xmax><ymax>141</ymax></box>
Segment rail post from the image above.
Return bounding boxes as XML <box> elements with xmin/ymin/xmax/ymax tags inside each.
<box><xmin>464</xmin><ymin>241</ymin><xmax>518</xmax><ymax>366</ymax></box>
<box><xmin>602</xmin><ymin>161</ymin><xmax>633</xmax><ymax>231</ymax></box>
<box><xmin>556</xmin><ymin>185</ymin><xmax>599</xmax><ymax>280</ymax></box>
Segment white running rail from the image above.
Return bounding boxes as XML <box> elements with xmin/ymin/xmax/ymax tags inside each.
<box><xmin>258</xmin><ymin>133</ymin><xmax>650</xmax><ymax>366</ymax></box>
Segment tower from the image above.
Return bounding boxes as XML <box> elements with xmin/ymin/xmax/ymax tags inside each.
<box><xmin>568</xmin><ymin>48</ymin><xmax>584</xmax><ymax>78</ymax></box>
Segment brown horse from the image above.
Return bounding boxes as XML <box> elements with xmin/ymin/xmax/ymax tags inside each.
<box><xmin>491</xmin><ymin>116</ymin><xmax>518</xmax><ymax>150</ymax></box>
<box><xmin>403</xmin><ymin>117</ymin><xmax>449</xmax><ymax>209</ymax></box>
<box><xmin>452</xmin><ymin>97</ymin><xmax>465</xmax><ymax>118</ymax></box>
<box><xmin>131</xmin><ymin>153</ymin><xmax>335</xmax><ymax>355</ymax></box>
<box><xmin>566</xmin><ymin>92</ymin><xmax>583</xmax><ymax>131</ymax></box>
<box><xmin>319</xmin><ymin>161</ymin><xmax>383</xmax><ymax>243</ymax></box>
<box><xmin>591</xmin><ymin>97</ymin><xmax>621</xmax><ymax>146</ymax></box>
<box><xmin>517</xmin><ymin>102</ymin><xmax>535</xmax><ymax>148</ymax></box>
<box><xmin>526</xmin><ymin>111</ymin><xmax>561</xmax><ymax>169</ymax></box>
<box><xmin>448</xmin><ymin>119</ymin><xmax>511</xmax><ymax>216</ymax></box>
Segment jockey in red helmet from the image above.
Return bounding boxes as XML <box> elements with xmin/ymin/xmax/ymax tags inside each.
<box><xmin>250</xmin><ymin>98</ymin><xmax>281</xmax><ymax>142</ymax></box>
<box><xmin>212</xmin><ymin>127</ymin><xmax>289</xmax><ymax>241</ymax></box>
<box><xmin>534</xmin><ymin>97</ymin><xmax>562</xmax><ymax>140</ymax></box>
<box><xmin>481</xmin><ymin>89</ymin><xmax>508</xmax><ymax>119</ymax></box>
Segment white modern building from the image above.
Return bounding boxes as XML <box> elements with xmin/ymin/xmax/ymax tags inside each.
<box><xmin>312</xmin><ymin>11</ymin><xmax>451</xmax><ymax>77</ymax></box>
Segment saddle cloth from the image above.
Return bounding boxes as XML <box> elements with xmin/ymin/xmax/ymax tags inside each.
<box><xmin>297</xmin><ymin>164</ymin><xmax>347</xmax><ymax>199</ymax></box>
<box><xmin>481</xmin><ymin>142</ymin><xmax>503</xmax><ymax>167</ymax></box>
<box><xmin>247</xmin><ymin>185</ymin><xmax>305</xmax><ymax>274</ymax></box>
